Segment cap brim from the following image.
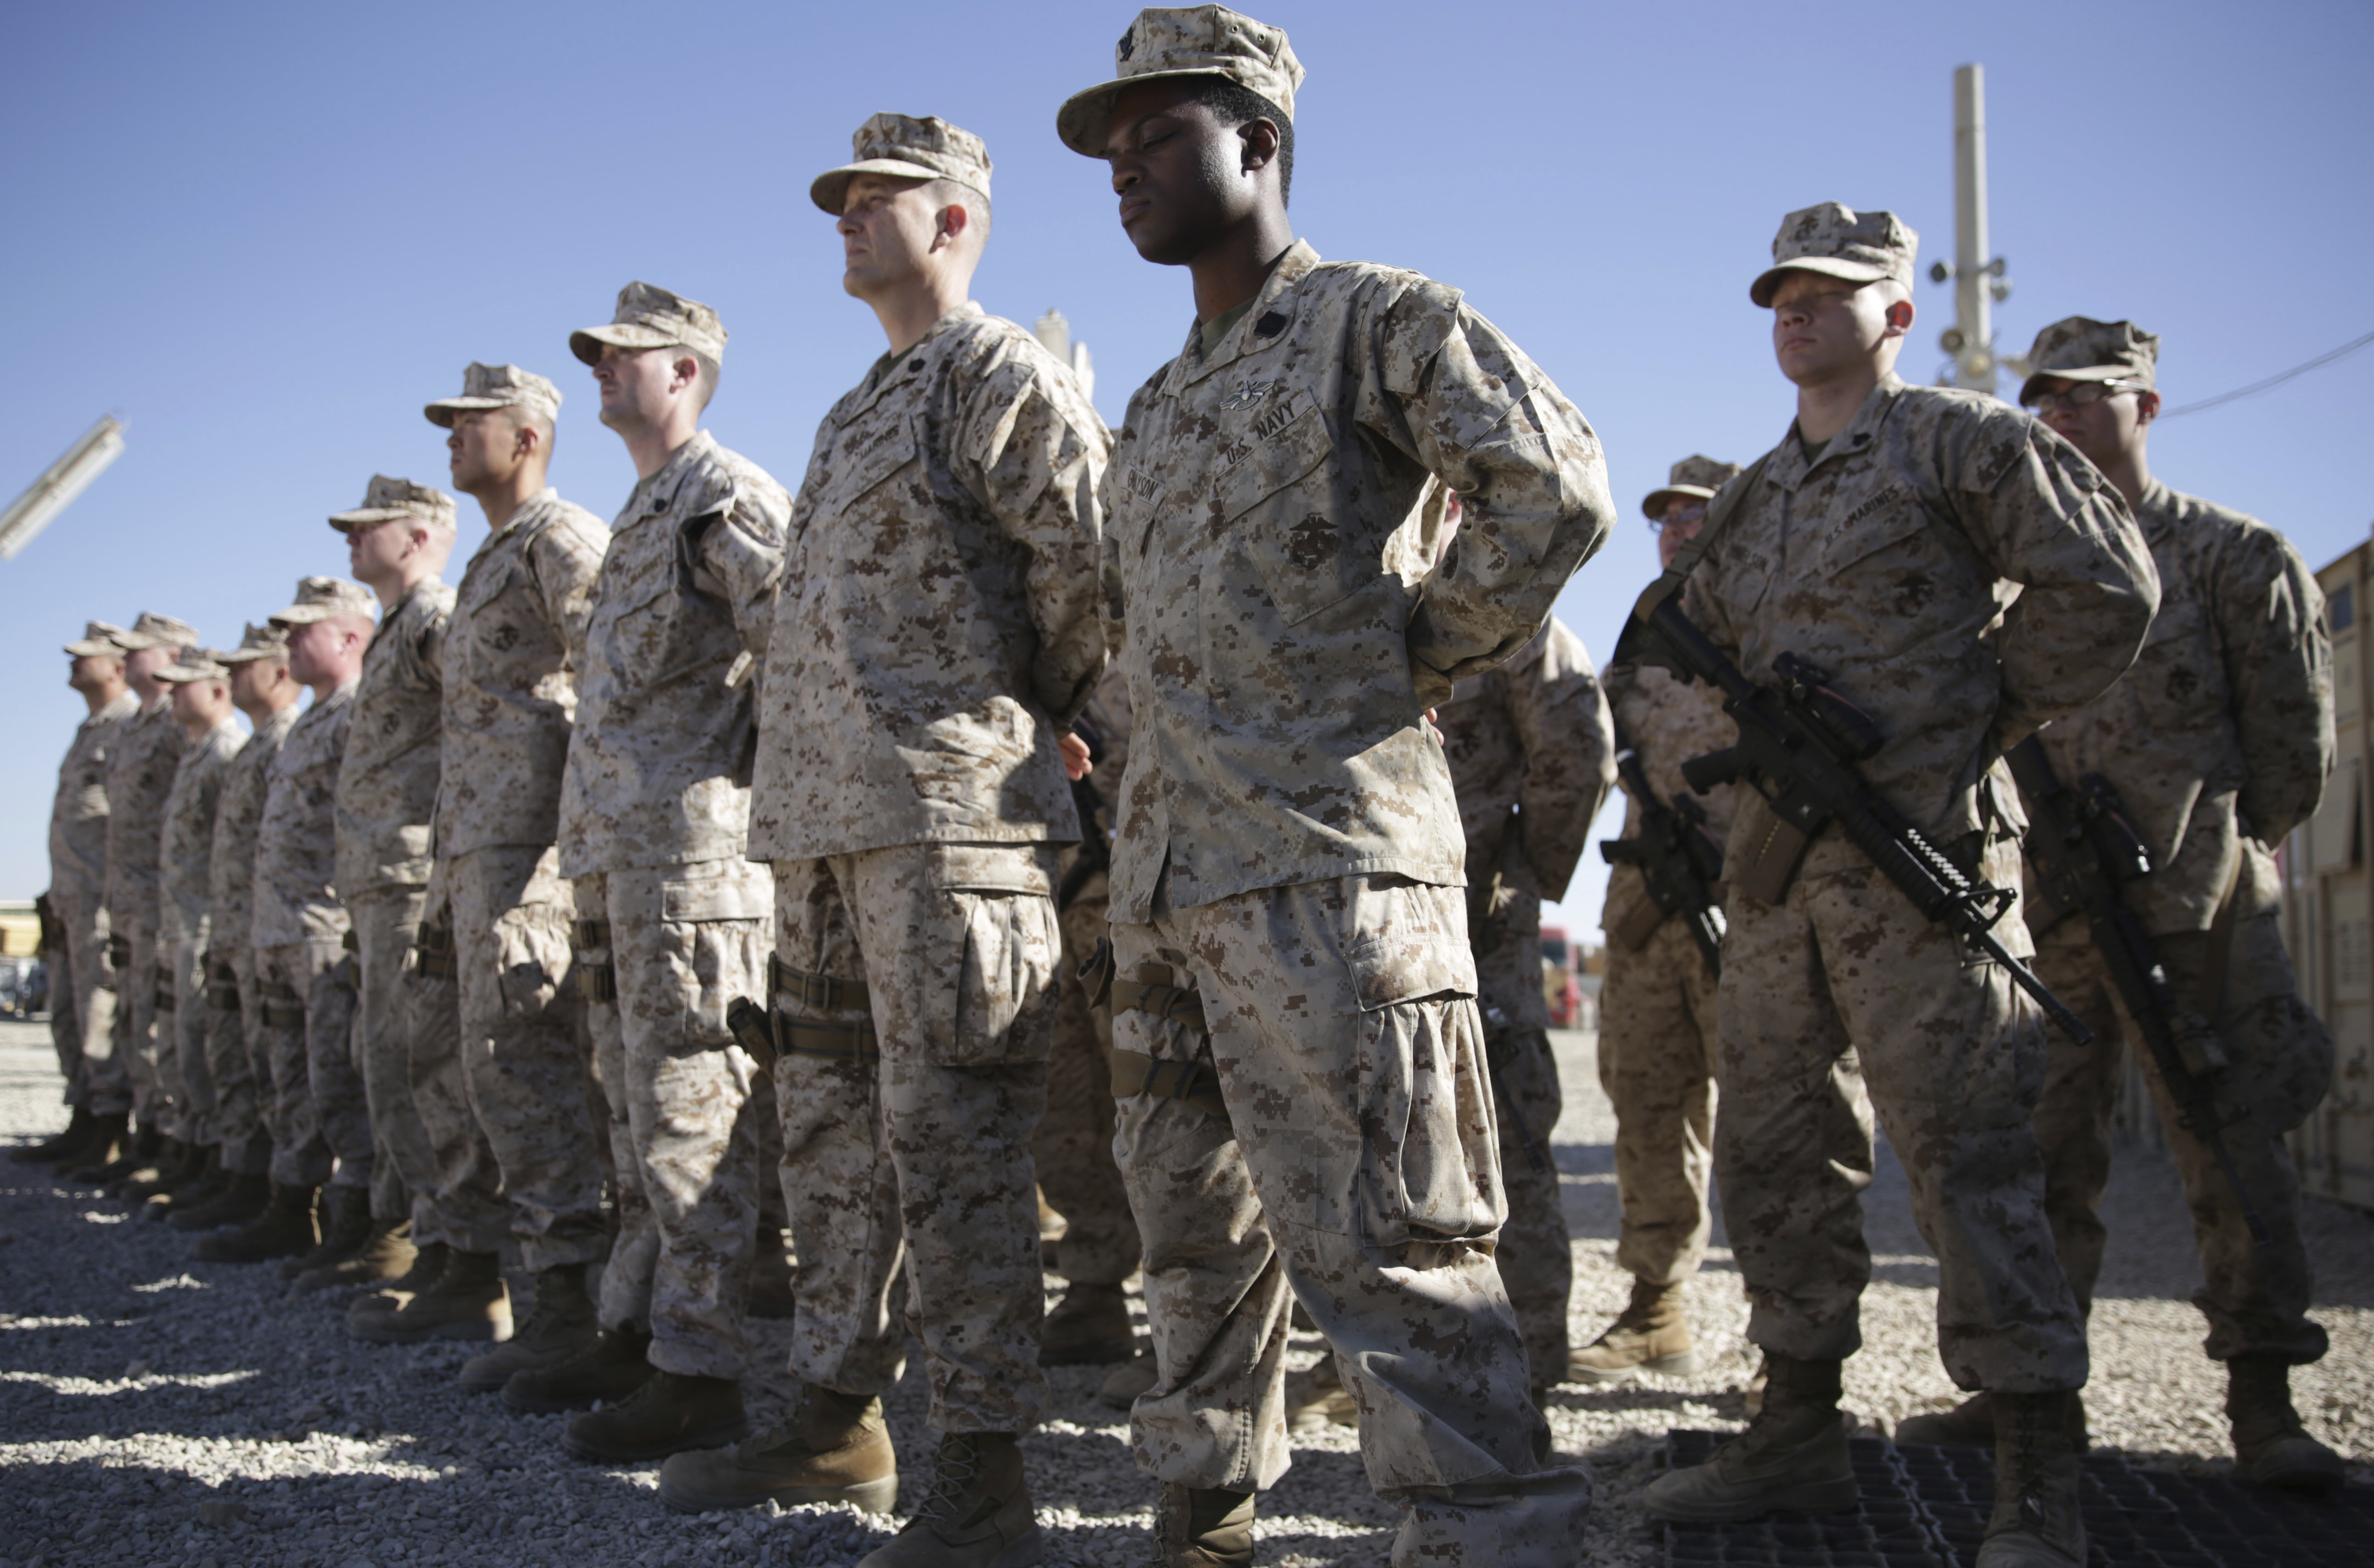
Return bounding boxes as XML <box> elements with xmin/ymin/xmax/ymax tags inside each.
<box><xmin>154</xmin><ymin>666</ymin><xmax>225</xmax><ymax>685</ymax></box>
<box><xmin>423</xmin><ymin>395</ymin><xmax>516</xmax><ymax>429</ymax></box>
<box><xmin>569</xmin><ymin>321</ymin><xmax>678</xmax><ymax>367</ymax></box>
<box><xmin>810</xmin><ymin>158</ymin><xmax>954</xmax><ymax>215</ymax></box>
<box><xmin>1057</xmin><ymin>68</ymin><xmax>1244</xmax><ymax>157</ymax></box>
<box><xmin>327</xmin><ymin>507</ymin><xmax>413</xmax><ymax>534</ymax></box>
<box><xmin>2016</xmin><ymin>364</ymin><xmax>2149</xmax><ymax>406</ymax></box>
<box><xmin>1640</xmin><ymin>484</ymin><xmax>1719</xmax><ymax>522</ymax></box>
<box><xmin>217</xmin><ymin>646</ymin><xmax>283</xmax><ymax>665</ymax></box>
<box><xmin>112</xmin><ymin>632</ymin><xmax>184</xmax><ymax>652</ymax></box>
<box><xmin>1749</xmin><ymin>256</ymin><xmax>1893</xmax><ymax>308</ymax></box>
<box><xmin>62</xmin><ymin>639</ymin><xmax>123</xmax><ymax>657</ymax></box>
<box><xmin>269</xmin><ymin>605</ymin><xmax>348</xmax><ymax>627</ymax></box>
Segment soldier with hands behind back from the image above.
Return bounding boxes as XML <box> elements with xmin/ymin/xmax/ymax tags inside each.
<box><xmin>1893</xmin><ymin>318</ymin><xmax>2342</xmax><ymax>1492</ymax></box>
<box><xmin>1057</xmin><ymin>8</ymin><xmax>1616</xmax><ymax>1561</ymax></box>
<box><xmin>1636</xmin><ymin>208</ymin><xmax>2160</xmax><ymax>1568</ymax></box>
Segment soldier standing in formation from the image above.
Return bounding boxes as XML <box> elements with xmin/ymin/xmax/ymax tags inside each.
<box><xmin>1058</xmin><ymin>6</ymin><xmax>1614</xmax><ymax>1559</ymax></box>
<box><xmin>1889</xmin><ymin>318</ymin><xmax>2343</xmax><ymax>1493</ymax></box>
<box><xmin>509</xmin><ymin>283</ymin><xmax>787</xmax><ymax>1463</ymax></box>
<box><xmin>142</xmin><ymin>648</ymin><xmax>246</xmax><ymax>1211</ymax></box>
<box><xmin>1639</xmin><ymin>206</ymin><xmax>2160</xmax><ymax>1568</ymax></box>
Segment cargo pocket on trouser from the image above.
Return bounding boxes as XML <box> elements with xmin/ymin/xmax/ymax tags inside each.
<box><xmin>1336</xmin><ymin>876</ymin><xmax>1502</xmax><ymax>1251</ymax></box>
<box><xmin>657</xmin><ymin>860</ymin><xmax>774</xmax><ymax>1056</ymax></box>
<box><xmin>924</xmin><ymin>844</ymin><xmax>1062</xmax><ymax>1069</ymax></box>
<box><xmin>493</xmin><ymin>900</ymin><xmax>574</xmax><ymax>1023</ymax></box>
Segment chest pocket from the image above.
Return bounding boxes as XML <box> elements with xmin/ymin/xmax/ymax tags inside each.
<box><xmin>1218</xmin><ymin>390</ymin><xmax>1346</xmax><ymax>626</ymax></box>
<box><xmin>2135</xmin><ymin>592</ymin><xmax>2221</xmax><ymax>714</ymax></box>
<box><xmin>821</xmin><ymin>413</ymin><xmax>922</xmax><ymax>516</ymax></box>
<box><xmin>1817</xmin><ymin>483</ymin><xmax>1932</xmax><ymax>581</ymax></box>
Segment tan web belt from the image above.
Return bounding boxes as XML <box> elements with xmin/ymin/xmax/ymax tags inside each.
<box><xmin>259</xmin><ymin>979</ymin><xmax>305</xmax><ymax>1029</ymax></box>
<box><xmin>205</xmin><ymin>958</ymin><xmax>239</xmax><ymax>1012</ymax></box>
<box><xmin>413</xmin><ymin>921</ymin><xmax>458</xmax><ymax>981</ymax></box>
<box><xmin>770</xmin><ymin>956</ymin><xmax>870</xmax><ymax>1012</ymax></box>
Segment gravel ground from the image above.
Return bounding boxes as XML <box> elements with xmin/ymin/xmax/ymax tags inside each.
<box><xmin>3</xmin><ymin>1018</ymin><xmax>2368</xmax><ymax>1568</ymax></box>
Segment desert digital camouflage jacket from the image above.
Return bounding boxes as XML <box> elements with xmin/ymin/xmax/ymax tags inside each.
<box><xmin>49</xmin><ymin>689</ymin><xmax>138</xmax><ymax>899</ymax></box>
<box><xmin>749</xmin><ymin>304</ymin><xmax>1108</xmax><ymax>862</ymax></box>
<box><xmin>558</xmin><ymin>430</ymin><xmax>788</xmax><ymax>876</ymax></box>
<box><xmin>1601</xmin><ymin>661</ymin><xmax>1742</xmax><ymax>946</ymax></box>
<box><xmin>254</xmin><ymin>681</ymin><xmax>356</xmax><ymax>947</ymax></box>
<box><xmin>336</xmin><ymin>579</ymin><xmax>452</xmax><ymax>898</ymax></box>
<box><xmin>1681</xmin><ymin>374</ymin><xmax>2158</xmax><ymax>880</ymax></box>
<box><xmin>103</xmin><ymin>699</ymin><xmax>188</xmax><ymax>915</ymax></box>
<box><xmin>2027</xmin><ymin>480</ymin><xmax>2331</xmax><ymax>936</ymax></box>
<box><xmin>209</xmin><ymin>703</ymin><xmax>299</xmax><ymax>955</ymax></box>
<box><xmin>437</xmin><ymin>489</ymin><xmax>608</xmax><ymax>858</ymax></box>
<box><xmin>1436</xmin><ymin>616</ymin><xmax>1615</xmax><ymax>902</ymax></box>
<box><xmin>158</xmin><ymin>717</ymin><xmax>244</xmax><ymax>935</ymax></box>
<box><xmin>1099</xmin><ymin>241</ymin><xmax>1615</xmax><ymax>920</ymax></box>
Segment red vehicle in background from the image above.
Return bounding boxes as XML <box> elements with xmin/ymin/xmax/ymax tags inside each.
<box><xmin>1539</xmin><ymin>925</ymin><xmax>1583</xmax><ymax>1028</ymax></box>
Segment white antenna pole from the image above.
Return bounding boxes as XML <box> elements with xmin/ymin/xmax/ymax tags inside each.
<box><xmin>1933</xmin><ymin>65</ymin><xmax>2016</xmax><ymax>393</ymax></box>
<box><xmin>0</xmin><ymin>416</ymin><xmax>126</xmax><ymax>560</ymax></box>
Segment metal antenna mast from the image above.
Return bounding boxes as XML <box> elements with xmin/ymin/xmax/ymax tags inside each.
<box><xmin>1931</xmin><ymin>64</ymin><xmax>2015</xmax><ymax>394</ymax></box>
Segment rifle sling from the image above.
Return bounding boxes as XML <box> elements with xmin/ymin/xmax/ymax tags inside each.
<box><xmin>2203</xmin><ymin>842</ymin><xmax>2247</xmax><ymax>1027</ymax></box>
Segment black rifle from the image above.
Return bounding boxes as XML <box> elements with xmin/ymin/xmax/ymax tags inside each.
<box><xmin>1598</xmin><ymin>726</ymin><xmax>1727</xmax><ymax>977</ymax></box>
<box><xmin>2004</xmin><ymin>736</ymin><xmax>2269</xmax><ymax>1244</ymax></box>
<box><xmin>1632</xmin><ymin>595</ymin><xmax>2093</xmax><ymax>1046</ymax></box>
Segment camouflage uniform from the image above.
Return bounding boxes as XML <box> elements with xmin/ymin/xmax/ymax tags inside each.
<box><xmin>560</xmin><ymin>287</ymin><xmax>787</xmax><ymax>1380</ymax></box>
<box><xmin>1598</xmin><ymin>659</ymin><xmax>1737</xmax><ymax>1287</ymax></box>
<box><xmin>1038</xmin><ymin>669</ymin><xmax>1142</xmax><ymax>1290</ymax></box>
<box><xmin>100</xmin><ymin>693</ymin><xmax>189</xmax><ymax>1130</ymax></box>
<box><xmin>254</xmin><ymin>587</ymin><xmax>373</xmax><ymax>1194</ymax></box>
<box><xmin>749</xmin><ymin>136</ymin><xmax>1109</xmax><ymax>1427</ymax></box>
<box><xmin>1067</xmin><ymin>61</ymin><xmax>1612</xmax><ymax>1528</ymax></box>
<box><xmin>423</xmin><ymin>414</ymin><xmax>614</xmax><ymax>1272</ymax></box>
<box><xmin>1434</xmin><ymin>616</ymin><xmax>1615</xmax><ymax>1377</ymax></box>
<box><xmin>2014</xmin><ymin>322</ymin><xmax>2335</xmax><ymax>1368</ymax></box>
<box><xmin>208</xmin><ymin>656</ymin><xmax>299</xmax><ymax>1180</ymax></box>
<box><xmin>47</xmin><ymin>650</ymin><xmax>136</xmax><ymax>1111</ymax></box>
<box><xmin>153</xmin><ymin>676</ymin><xmax>244</xmax><ymax>1156</ymax></box>
<box><xmin>1679</xmin><ymin>212</ymin><xmax>2159</xmax><ymax>1394</ymax></box>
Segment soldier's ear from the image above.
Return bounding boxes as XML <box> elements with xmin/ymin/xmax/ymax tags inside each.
<box><xmin>2135</xmin><ymin>389</ymin><xmax>2160</xmax><ymax>427</ymax></box>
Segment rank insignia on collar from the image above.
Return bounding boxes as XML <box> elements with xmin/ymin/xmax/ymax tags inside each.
<box><xmin>1219</xmin><ymin>378</ymin><xmax>1278</xmax><ymax>411</ymax></box>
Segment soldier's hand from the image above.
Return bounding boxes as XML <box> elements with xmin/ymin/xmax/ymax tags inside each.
<box><xmin>1061</xmin><ymin>731</ymin><xmax>1093</xmax><ymax>781</ymax></box>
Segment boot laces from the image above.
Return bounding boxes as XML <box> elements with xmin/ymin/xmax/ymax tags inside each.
<box><xmin>912</xmin><ymin>1438</ymin><xmax>989</xmax><ymax>1529</ymax></box>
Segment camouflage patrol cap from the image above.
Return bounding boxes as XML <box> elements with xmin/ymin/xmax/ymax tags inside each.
<box><xmin>328</xmin><ymin>474</ymin><xmax>458</xmax><ymax>535</ymax></box>
<box><xmin>1751</xmin><ymin>203</ymin><xmax>1919</xmax><ymax>308</ymax></box>
<box><xmin>62</xmin><ymin>620</ymin><xmax>130</xmax><ymax>658</ymax></box>
<box><xmin>154</xmin><ymin>646</ymin><xmax>230</xmax><ymax>685</ymax></box>
<box><xmin>812</xmin><ymin>113</ymin><xmax>993</xmax><ymax>215</ymax></box>
<box><xmin>114</xmin><ymin>611</ymin><xmax>202</xmax><ymax>653</ymax></box>
<box><xmin>216</xmin><ymin>621</ymin><xmax>291</xmax><ymax>666</ymax></box>
<box><xmin>1641</xmin><ymin>455</ymin><xmax>1744</xmax><ymax>522</ymax></box>
<box><xmin>424</xmin><ymin>362</ymin><xmax>563</xmax><ymax>430</ymax></box>
<box><xmin>569</xmin><ymin>281</ymin><xmax>728</xmax><ymax>368</ymax></box>
<box><xmin>2018</xmin><ymin>316</ymin><xmax>2160</xmax><ymax>406</ymax></box>
<box><xmin>1057</xmin><ymin>5</ymin><xmax>1304</xmax><ymax>157</ymax></box>
<box><xmin>268</xmin><ymin>576</ymin><xmax>377</xmax><ymax>629</ymax></box>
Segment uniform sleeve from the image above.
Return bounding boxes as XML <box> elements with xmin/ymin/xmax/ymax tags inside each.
<box><xmin>1944</xmin><ymin>414</ymin><xmax>2160</xmax><ymax>750</ymax></box>
<box><xmin>1377</xmin><ymin>284</ymin><xmax>1618</xmax><ymax>704</ymax></box>
<box><xmin>2217</xmin><ymin>523</ymin><xmax>2334</xmax><ymax>843</ymax></box>
<box><xmin>1506</xmin><ymin>618</ymin><xmax>1617</xmax><ymax>900</ymax></box>
<box><xmin>528</xmin><ymin>518</ymin><xmax>608</xmax><ymax>677</ymax></box>
<box><xmin>690</xmin><ymin>480</ymin><xmax>789</xmax><ymax>668</ymax></box>
<box><xmin>956</xmin><ymin>351</ymin><xmax>1110</xmax><ymax>726</ymax></box>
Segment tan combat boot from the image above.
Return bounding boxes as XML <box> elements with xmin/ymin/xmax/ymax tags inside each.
<box><xmin>563</xmin><ymin>1370</ymin><xmax>748</xmax><ymax>1463</ymax></box>
<box><xmin>658</xmin><ymin>1382</ymin><xmax>897</xmax><ymax>1514</ymax></box>
<box><xmin>1642</xmin><ymin>1353</ymin><xmax>1857</xmax><ymax>1522</ymax></box>
<box><xmin>857</xmin><ymin>1432</ymin><xmax>1042</xmax><ymax>1568</ymax></box>
<box><xmin>1096</xmin><ymin>1353</ymin><xmax>1159</xmax><ymax>1412</ymax></box>
<box><xmin>1899</xmin><ymin>1390</ymin><xmax>2089</xmax><ymax>1450</ymax></box>
<box><xmin>278</xmin><ymin>1184</ymin><xmax>372</xmax><ymax>1281</ymax></box>
<box><xmin>503</xmin><ymin>1325</ymin><xmax>656</xmax><ymax>1415</ymax></box>
<box><xmin>119</xmin><ymin>1135</ymin><xmax>191</xmax><ymax>1199</ymax></box>
<box><xmin>2227</xmin><ymin>1356</ymin><xmax>2344</xmax><ymax>1492</ymax></box>
<box><xmin>1283</xmin><ymin>1352</ymin><xmax>1357</xmax><ymax>1433</ymax></box>
<box><xmin>1039</xmin><ymin>1281</ymin><xmax>1135</xmax><ymax>1366</ymax></box>
<box><xmin>460</xmin><ymin>1263</ymin><xmax>598</xmax><ymax>1391</ymax></box>
<box><xmin>345</xmin><ymin>1241</ymin><xmax>448</xmax><ymax>1322</ymax></box>
<box><xmin>148</xmin><ymin>1145</ymin><xmax>224</xmax><ymax>1218</ymax></box>
<box><xmin>195</xmin><ymin>1182</ymin><xmax>318</xmax><ymax>1263</ymax></box>
<box><xmin>62</xmin><ymin>1113</ymin><xmax>131</xmax><ymax>1182</ymax></box>
<box><xmin>1154</xmin><ymin>1483</ymin><xmax>1253</xmax><ymax>1568</ymax></box>
<box><xmin>12</xmin><ymin>1107</ymin><xmax>96</xmax><ymax>1164</ymax></box>
<box><xmin>1566</xmin><ymin>1276</ymin><xmax>1699</xmax><ymax>1384</ymax></box>
<box><xmin>348</xmin><ymin>1248</ymin><xmax>511</xmax><ymax>1343</ymax></box>
<box><xmin>295</xmin><ymin>1214</ymin><xmax>414</xmax><ymax>1294</ymax></box>
<box><xmin>173</xmin><ymin>1169</ymin><xmax>271</xmax><ymax>1232</ymax></box>
<box><xmin>1975</xmin><ymin>1391</ymin><xmax>2085</xmax><ymax>1568</ymax></box>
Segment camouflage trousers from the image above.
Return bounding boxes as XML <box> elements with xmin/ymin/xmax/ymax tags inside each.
<box><xmin>46</xmin><ymin>945</ymin><xmax>79</xmax><ymax>1103</ymax></box>
<box><xmin>1472</xmin><ymin>877</ymin><xmax>1571</xmax><ymax>1380</ymax></box>
<box><xmin>210</xmin><ymin>944</ymin><xmax>271</xmax><ymax>1176</ymax></box>
<box><xmin>450</xmin><ymin>845</ymin><xmax>607</xmax><ymax>1273</ymax></box>
<box><xmin>51</xmin><ymin>886</ymin><xmax>117</xmax><ymax>1112</ymax></box>
<box><xmin>1597</xmin><ymin>914</ymin><xmax>1722</xmax><ymax>1286</ymax></box>
<box><xmin>350</xmin><ymin>891</ymin><xmax>446</xmax><ymax>1229</ymax></box>
<box><xmin>160</xmin><ymin>915</ymin><xmax>223</xmax><ymax>1149</ymax></box>
<box><xmin>385</xmin><ymin>891</ymin><xmax>511</xmax><ymax>1257</ymax></box>
<box><xmin>95</xmin><ymin>902</ymin><xmax>163</xmax><ymax>1126</ymax></box>
<box><xmin>578</xmin><ymin>858</ymin><xmax>773</xmax><ymax>1380</ymax></box>
<box><xmin>1717</xmin><ymin>838</ymin><xmax>2086</xmax><ymax>1393</ymax></box>
<box><xmin>1113</xmin><ymin>871</ymin><xmax>1589</xmax><ymax>1562</ymax></box>
<box><xmin>254</xmin><ymin>936</ymin><xmax>370</xmax><ymax>1192</ymax></box>
<box><xmin>1034</xmin><ymin>865</ymin><xmax>1141</xmax><ymax>1287</ymax></box>
<box><xmin>2031</xmin><ymin>910</ymin><xmax>2332</xmax><ymax>1365</ymax></box>
<box><xmin>769</xmin><ymin>843</ymin><xmax>1058</xmax><ymax>1435</ymax></box>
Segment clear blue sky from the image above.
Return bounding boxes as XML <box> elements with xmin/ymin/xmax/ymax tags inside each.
<box><xmin>4</xmin><ymin>0</ymin><xmax>2369</xmax><ymax>939</ymax></box>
